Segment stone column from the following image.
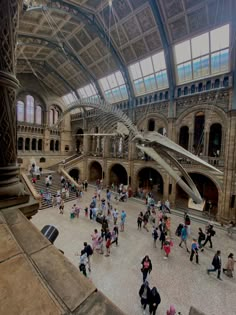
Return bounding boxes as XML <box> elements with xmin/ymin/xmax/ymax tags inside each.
<box><xmin>0</xmin><ymin>0</ymin><xmax>28</xmax><ymax>205</ymax></box>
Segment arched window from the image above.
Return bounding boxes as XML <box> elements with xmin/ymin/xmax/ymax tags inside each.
<box><xmin>32</xmin><ymin>138</ymin><xmax>36</xmax><ymax>150</ymax></box>
<box><xmin>50</xmin><ymin>140</ymin><xmax>54</xmax><ymax>151</ymax></box>
<box><xmin>38</xmin><ymin>139</ymin><xmax>42</xmax><ymax>151</ymax></box>
<box><xmin>158</xmin><ymin>127</ymin><xmax>167</xmax><ymax>136</ymax></box>
<box><xmin>36</xmin><ymin>106</ymin><xmax>42</xmax><ymax>125</ymax></box>
<box><xmin>54</xmin><ymin>110</ymin><xmax>59</xmax><ymax>124</ymax></box>
<box><xmin>25</xmin><ymin>138</ymin><xmax>30</xmax><ymax>151</ymax></box>
<box><xmin>179</xmin><ymin>126</ymin><xmax>189</xmax><ymax>150</ymax></box>
<box><xmin>26</xmin><ymin>95</ymin><xmax>34</xmax><ymax>123</ymax></box>
<box><xmin>18</xmin><ymin>138</ymin><xmax>23</xmax><ymax>150</ymax></box>
<box><xmin>194</xmin><ymin>112</ymin><xmax>205</xmax><ymax>155</ymax></box>
<box><xmin>208</xmin><ymin>123</ymin><xmax>222</xmax><ymax>157</ymax></box>
<box><xmin>17</xmin><ymin>101</ymin><xmax>24</xmax><ymax>122</ymax></box>
<box><xmin>148</xmin><ymin>119</ymin><xmax>155</xmax><ymax>131</ymax></box>
<box><xmin>49</xmin><ymin>109</ymin><xmax>54</xmax><ymax>126</ymax></box>
<box><xmin>40</xmin><ymin>157</ymin><xmax>46</xmax><ymax>163</ymax></box>
<box><xmin>55</xmin><ymin>140</ymin><xmax>59</xmax><ymax>151</ymax></box>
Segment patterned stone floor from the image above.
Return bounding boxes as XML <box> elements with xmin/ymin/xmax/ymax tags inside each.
<box><xmin>32</xmin><ymin>187</ymin><xmax>236</xmax><ymax>315</ymax></box>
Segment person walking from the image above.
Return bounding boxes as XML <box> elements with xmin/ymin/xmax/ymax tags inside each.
<box><xmin>166</xmin><ymin>305</ymin><xmax>176</xmax><ymax>315</ymax></box>
<box><xmin>163</xmin><ymin>238</ymin><xmax>173</xmax><ymax>259</ymax></box>
<box><xmin>137</xmin><ymin>212</ymin><xmax>143</xmax><ymax>230</ymax></box>
<box><xmin>120</xmin><ymin>210</ymin><xmax>127</xmax><ymax>232</ymax></box>
<box><xmin>83</xmin><ymin>242</ymin><xmax>93</xmax><ymax>272</ymax></box>
<box><xmin>207</xmin><ymin>250</ymin><xmax>222</xmax><ymax>280</ymax></box>
<box><xmin>139</xmin><ymin>281</ymin><xmax>151</xmax><ymax>315</ymax></box>
<box><xmin>223</xmin><ymin>253</ymin><xmax>235</xmax><ymax>277</ymax></box>
<box><xmin>152</xmin><ymin>227</ymin><xmax>158</xmax><ymax>248</ymax></box>
<box><xmin>198</xmin><ymin>228</ymin><xmax>205</xmax><ymax>248</ymax></box>
<box><xmin>159</xmin><ymin>219</ymin><xmax>166</xmax><ymax>250</ymax></box>
<box><xmin>91</xmin><ymin>229</ymin><xmax>99</xmax><ymax>250</ymax></box>
<box><xmin>149</xmin><ymin>287</ymin><xmax>161</xmax><ymax>315</ymax></box>
<box><xmin>111</xmin><ymin>225</ymin><xmax>119</xmax><ymax>246</ymax></box>
<box><xmin>78</xmin><ymin>250</ymin><xmax>88</xmax><ymax>277</ymax></box>
<box><xmin>105</xmin><ymin>228</ymin><xmax>112</xmax><ymax>257</ymax></box>
<box><xmin>143</xmin><ymin>211</ymin><xmax>149</xmax><ymax>232</ymax></box>
<box><xmin>141</xmin><ymin>255</ymin><xmax>152</xmax><ymax>283</ymax></box>
<box><xmin>184</xmin><ymin>212</ymin><xmax>191</xmax><ymax>236</ymax></box>
<box><xmin>59</xmin><ymin>199</ymin><xmax>64</xmax><ymax>214</ymax></box>
<box><xmin>179</xmin><ymin>225</ymin><xmax>190</xmax><ymax>253</ymax></box>
<box><xmin>190</xmin><ymin>238</ymin><xmax>199</xmax><ymax>264</ymax></box>
<box><xmin>201</xmin><ymin>223</ymin><xmax>215</xmax><ymax>251</ymax></box>
<box><xmin>112</xmin><ymin>208</ymin><xmax>119</xmax><ymax>225</ymax></box>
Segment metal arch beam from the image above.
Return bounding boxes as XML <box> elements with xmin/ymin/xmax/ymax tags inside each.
<box><xmin>148</xmin><ymin>0</ymin><xmax>176</xmax><ymax>117</ymax></box>
<box><xmin>26</xmin><ymin>1</ymin><xmax>135</xmax><ymax>103</ymax></box>
<box><xmin>18</xmin><ymin>34</ymin><xmax>104</xmax><ymax>100</ymax></box>
<box><xmin>17</xmin><ymin>58</ymin><xmax>80</xmax><ymax>99</ymax></box>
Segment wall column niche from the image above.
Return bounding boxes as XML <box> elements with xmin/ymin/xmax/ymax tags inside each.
<box><xmin>0</xmin><ymin>0</ymin><xmax>28</xmax><ymax>206</ymax></box>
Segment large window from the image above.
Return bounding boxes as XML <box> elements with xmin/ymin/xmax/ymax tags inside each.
<box><xmin>26</xmin><ymin>95</ymin><xmax>34</xmax><ymax>123</ymax></box>
<box><xmin>99</xmin><ymin>71</ymin><xmax>128</xmax><ymax>103</ymax></box>
<box><xmin>36</xmin><ymin>106</ymin><xmax>42</xmax><ymax>125</ymax></box>
<box><xmin>62</xmin><ymin>92</ymin><xmax>77</xmax><ymax>105</ymax></box>
<box><xmin>129</xmin><ymin>51</ymin><xmax>168</xmax><ymax>96</ymax></box>
<box><xmin>77</xmin><ymin>83</ymin><xmax>99</xmax><ymax>103</ymax></box>
<box><xmin>174</xmin><ymin>24</ymin><xmax>230</xmax><ymax>83</ymax></box>
<box><xmin>17</xmin><ymin>101</ymin><xmax>25</xmax><ymax>122</ymax></box>
<box><xmin>16</xmin><ymin>95</ymin><xmax>43</xmax><ymax>125</ymax></box>
<box><xmin>49</xmin><ymin>106</ymin><xmax>61</xmax><ymax>126</ymax></box>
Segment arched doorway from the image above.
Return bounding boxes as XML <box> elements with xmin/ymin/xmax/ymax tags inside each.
<box><xmin>179</xmin><ymin>126</ymin><xmax>189</xmax><ymax>150</ymax></box>
<box><xmin>76</xmin><ymin>128</ymin><xmax>83</xmax><ymax>154</ymax></box>
<box><xmin>69</xmin><ymin>168</ymin><xmax>80</xmax><ymax>181</ymax></box>
<box><xmin>32</xmin><ymin>138</ymin><xmax>36</xmax><ymax>151</ymax></box>
<box><xmin>50</xmin><ymin>140</ymin><xmax>54</xmax><ymax>151</ymax></box>
<box><xmin>176</xmin><ymin>173</ymin><xmax>219</xmax><ymax>215</ymax></box>
<box><xmin>208</xmin><ymin>123</ymin><xmax>222</xmax><ymax>157</ymax></box>
<box><xmin>137</xmin><ymin>167</ymin><xmax>164</xmax><ymax>199</ymax></box>
<box><xmin>193</xmin><ymin>112</ymin><xmax>205</xmax><ymax>155</ymax></box>
<box><xmin>89</xmin><ymin>161</ymin><xmax>102</xmax><ymax>182</ymax></box>
<box><xmin>110</xmin><ymin>164</ymin><xmax>128</xmax><ymax>186</ymax></box>
<box><xmin>18</xmin><ymin>138</ymin><xmax>23</xmax><ymax>151</ymax></box>
<box><xmin>55</xmin><ymin>140</ymin><xmax>59</xmax><ymax>151</ymax></box>
<box><xmin>148</xmin><ymin>119</ymin><xmax>155</xmax><ymax>131</ymax></box>
<box><xmin>38</xmin><ymin>139</ymin><xmax>42</xmax><ymax>151</ymax></box>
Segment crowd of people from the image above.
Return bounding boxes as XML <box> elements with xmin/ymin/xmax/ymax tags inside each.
<box><xmin>43</xmin><ymin>176</ymin><xmax>235</xmax><ymax>314</ymax></box>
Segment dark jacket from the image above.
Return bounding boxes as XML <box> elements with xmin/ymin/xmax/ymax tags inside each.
<box><xmin>212</xmin><ymin>255</ymin><xmax>221</xmax><ymax>269</ymax></box>
<box><xmin>149</xmin><ymin>288</ymin><xmax>161</xmax><ymax>307</ymax></box>
<box><xmin>141</xmin><ymin>257</ymin><xmax>152</xmax><ymax>273</ymax></box>
<box><xmin>139</xmin><ymin>284</ymin><xmax>151</xmax><ymax>299</ymax></box>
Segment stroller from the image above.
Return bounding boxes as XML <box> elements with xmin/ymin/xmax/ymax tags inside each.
<box><xmin>175</xmin><ymin>223</ymin><xmax>183</xmax><ymax>237</ymax></box>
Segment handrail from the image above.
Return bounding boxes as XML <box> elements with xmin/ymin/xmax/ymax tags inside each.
<box><xmin>59</xmin><ymin>167</ymin><xmax>79</xmax><ymax>189</ymax></box>
<box><xmin>20</xmin><ymin>171</ymin><xmax>42</xmax><ymax>205</ymax></box>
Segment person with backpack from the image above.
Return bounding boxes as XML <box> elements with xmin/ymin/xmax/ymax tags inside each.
<box><xmin>141</xmin><ymin>255</ymin><xmax>152</xmax><ymax>283</ymax></box>
<box><xmin>83</xmin><ymin>242</ymin><xmax>93</xmax><ymax>272</ymax></box>
<box><xmin>207</xmin><ymin>250</ymin><xmax>222</xmax><ymax>280</ymax></box>
<box><xmin>184</xmin><ymin>212</ymin><xmax>191</xmax><ymax>235</ymax></box>
<box><xmin>201</xmin><ymin>223</ymin><xmax>215</xmax><ymax>251</ymax></box>
<box><xmin>190</xmin><ymin>238</ymin><xmax>199</xmax><ymax>264</ymax></box>
<box><xmin>152</xmin><ymin>227</ymin><xmax>158</xmax><ymax>248</ymax></box>
<box><xmin>198</xmin><ymin>227</ymin><xmax>205</xmax><ymax>248</ymax></box>
<box><xmin>139</xmin><ymin>281</ymin><xmax>151</xmax><ymax>315</ymax></box>
<box><xmin>148</xmin><ymin>286</ymin><xmax>161</xmax><ymax>315</ymax></box>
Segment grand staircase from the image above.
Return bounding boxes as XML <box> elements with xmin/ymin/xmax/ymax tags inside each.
<box><xmin>30</xmin><ymin>171</ymin><xmax>78</xmax><ymax>209</ymax></box>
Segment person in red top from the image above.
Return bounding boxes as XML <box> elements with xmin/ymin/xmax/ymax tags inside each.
<box><xmin>141</xmin><ymin>255</ymin><xmax>152</xmax><ymax>283</ymax></box>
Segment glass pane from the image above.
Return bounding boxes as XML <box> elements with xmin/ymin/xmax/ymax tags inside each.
<box><xmin>49</xmin><ymin>109</ymin><xmax>54</xmax><ymax>126</ymax></box>
<box><xmin>152</xmin><ymin>51</ymin><xmax>166</xmax><ymax>72</ymax></box>
<box><xmin>120</xmin><ymin>85</ymin><xmax>128</xmax><ymax>98</ymax></box>
<box><xmin>26</xmin><ymin>95</ymin><xmax>34</xmax><ymax>123</ymax></box>
<box><xmin>211</xmin><ymin>49</ymin><xmax>229</xmax><ymax>74</ymax></box>
<box><xmin>99</xmin><ymin>78</ymin><xmax>110</xmax><ymax>91</ymax></box>
<box><xmin>175</xmin><ymin>40</ymin><xmax>191</xmax><ymax>64</ymax></box>
<box><xmin>156</xmin><ymin>70</ymin><xmax>168</xmax><ymax>89</ymax></box>
<box><xmin>134</xmin><ymin>78</ymin><xmax>145</xmax><ymax>95</ymax></box>
<box><xmin>140</xmin><ymin>57</ymin><xmax>154</xmax><ymax>76</ymax></box>
<box><xmin>130</xmin><ymin>63</ymin><xmax>142</xmax><ymax>80</ymax></box>
<box><xmin>107</xmin><ymin>74</ymin><xmax>117</xmax><ymax>88</ymax></box>
<box><xmin>105</xmin><ymin>90</ymin><xmax>113</xmax><ymax>103</ymax></box>
<box><xmin>193</xmin><ymin>56</ymin><xmax>209</xmax><ymax>79</ymax></box>
<box><xmin>36</xmin><ymin>106</ymin><xmax>42</xmax><ymax>124</ymax></box>
<box><xmin>210</xmin><ymin>24</ymin><xmax>229</xmax><ymax>52</ymax></box>
<box><xmin>177</xmin><ymin>62</ymin><xmax>192</xmax><ymax>83</ymax></box>
<box><xmin>78</xmin><ymin>87</ymin><xmax>87</xmax><ymax>98</ymax></box>
<box><xmin>191</xmin><ymin>33</ymin><xmax>209</xmax><ymax>58</ymax></box>
<box><xmin>112</xmin><ymin>88</ymin><xmax>122</xmax><ymax>102</ymax></box>
<box><xmin>84</xmin><ymin>85</ymin><xmax>93</xmax><ymax>96</ymax></box>
<box><xmin>17</xmin><ymin>101</ymin><xmax>24</xmax><ymax>122</ymax></box>
<box><xmin>115</xmin><ymin>71</ymin><xmax>125</xmax><ymax>85</ymax></box>
<box><xmin>54</xmin><ymin>110</ymin><xmax>59</xmax><ymax>124</ymax></box>
<box><xmin>144</xmin><ymin>74</ymin><xmax>156</xmax><ymax>92</ymax></box>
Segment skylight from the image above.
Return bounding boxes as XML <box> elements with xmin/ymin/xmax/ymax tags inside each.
<box><xmin>62</xmin><ymin>92</ymin><xmax>77</xmax><ymax>105</ymax></box>
<box><xmin>174</xmin><ymin>24</ymin><xmax>230</xmax><ymax>84</ymax></box>
<box><xmin>99</xmin><ymin>71</ymin><xmax>128</xmax><ymax>103</ymax></box>
<box><xmin>77</xmin><ymin>83</ymin><xmax>99</xmax><ymax>103</ymax></box>
<box><xmin>129</xmin><ymin>51</ymin><xmax>168</xmax><ymax>96</ymax></box>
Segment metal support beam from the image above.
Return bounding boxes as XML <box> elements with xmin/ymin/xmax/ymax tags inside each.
<box><xmin>149</xmin><ymin>0</ymin><xmax>176</xmax><ymax>117</ymax></box>
<box><xmin>26</xmin><ymin>0</ymin><xmax>135</xmax><ymax>103</ymax></box>
<box><xmin>17</xmin><ymin>58</ymin><xmax>80</xmax><ymax>99</ymax></box>
<box><xmin>18</xmin><ymin>33</ymin><xmax>104</xmax><ymax>100</ymax></box>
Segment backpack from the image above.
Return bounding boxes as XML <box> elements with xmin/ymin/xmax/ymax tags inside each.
<box><xmin>87</xmin><ymin>245</ymin><xmax>93</xmax><ymax>256</ymax></box>
<box><xmin>210</xmin><ymin>229</ymin><xmax>216</xmax><ymax>236</ymax></box>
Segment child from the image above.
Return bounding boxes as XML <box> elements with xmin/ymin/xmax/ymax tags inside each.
<box><xmin>84</xmin><ymin>207</ymin><xmax>88</xmax><ymax>217</ymax></box>
<box><xmin>163</xmin><ymin>238</ymin><xmax>173</xmax><ymax>259</ymax></box>
<box><xmin>70</xmin><ymin>205</ymin><xmax>76</xmax><ymax>220</ymax></box>
<box><xmin>75</xmin><ymin>206</ymin><xmax>80</xmax><ymax>218</ymax></box>
<box><xmin>97</xmin><ymin>236</ymin><xmax>104</xmax><ymax>254</ymax></box>
<box><xmin>152</xmin><ymin>227</ymin><xmax>159</xmax><ymax>248</ymax></box>
<box><xmin>59</xmin><ymin>199</ymin><xmax>64</xmax><ymax>214</ymax></box>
